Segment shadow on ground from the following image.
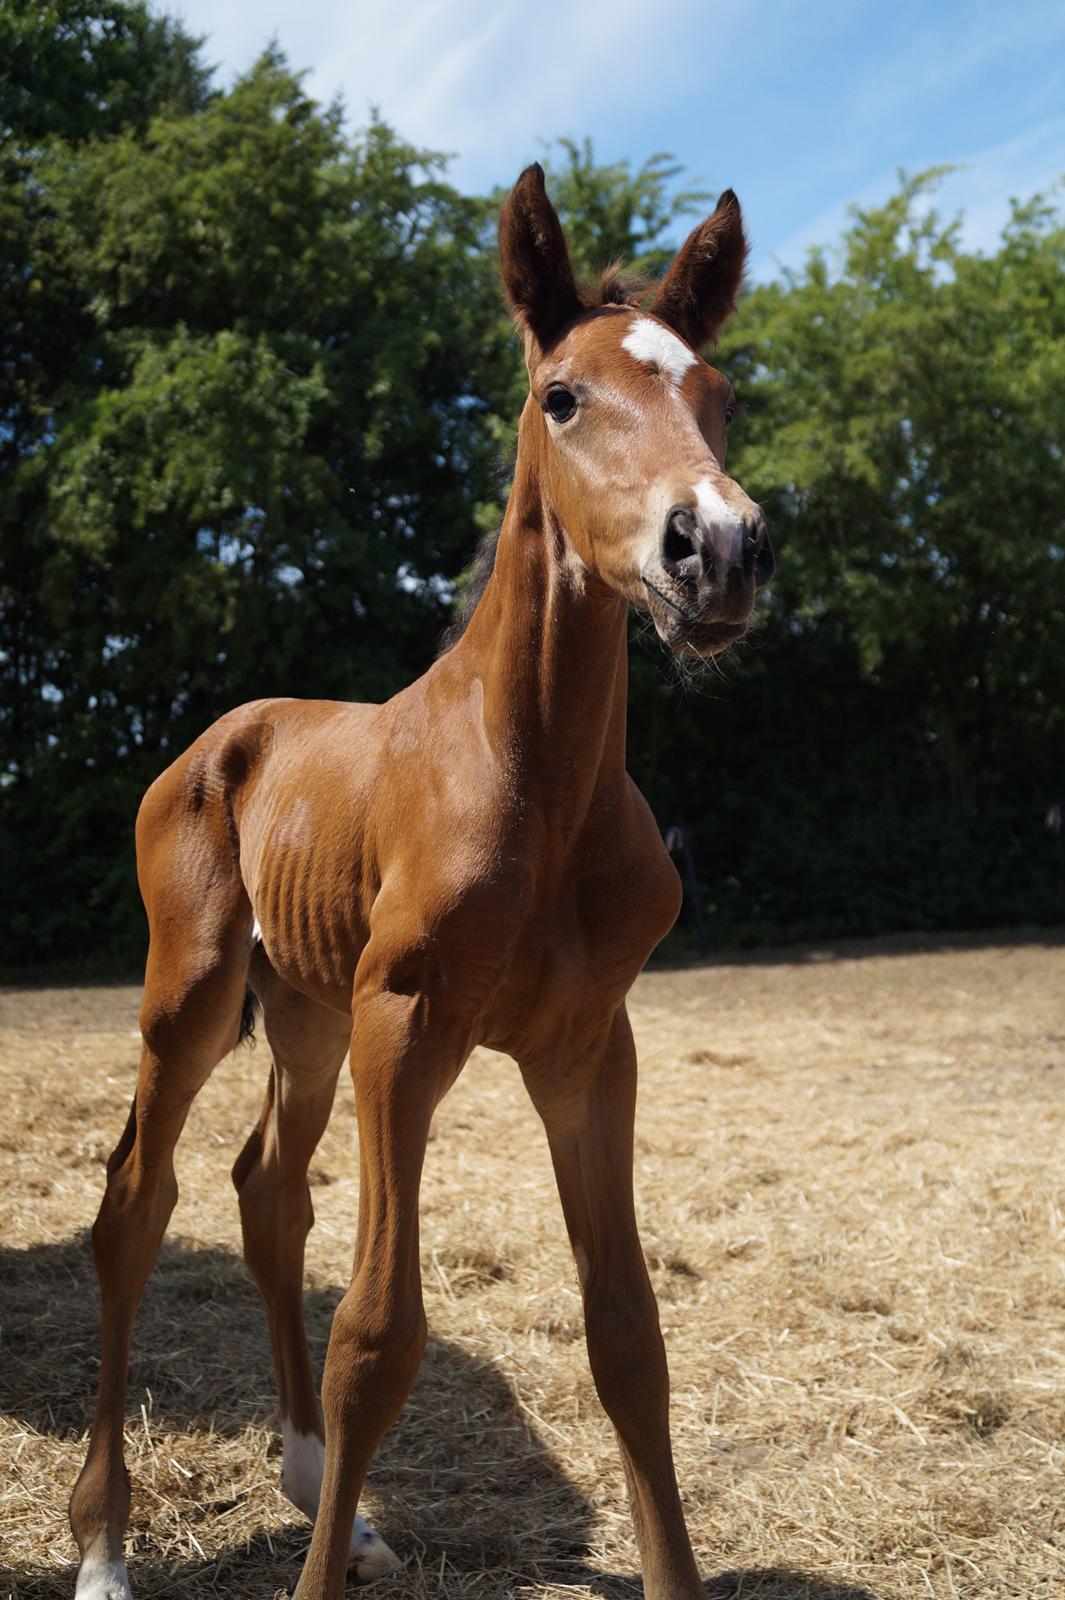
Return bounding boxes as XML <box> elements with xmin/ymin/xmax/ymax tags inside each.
<box><xmin>2</xmin><ymin>1238</ymin><xmax>881</xmax><ymax>1600</ymax></box>
<box><xmin>651</xmin><ymin>923</ymin><xmax>1065</xmax><ymax>972</ymax></box>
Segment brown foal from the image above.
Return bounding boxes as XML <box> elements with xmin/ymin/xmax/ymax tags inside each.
<box><xmin>70</xmin><ymin>165</ymin><xmax>773</xmax><ymax>1600</ymax></box>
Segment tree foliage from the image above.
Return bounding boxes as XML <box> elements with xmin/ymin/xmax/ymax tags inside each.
<box><xmin>0</xmin><ymin>0</ymin><xmax>210</xmax><ymax>143</ymax></box>
<box><xmin>1</xmin><ymin>2</ymin><xmax>1062</xmax><ymax>967</ymax></box>
<box><xmin>1</xmin><ymin>24</ymin><xmax>515</xmax><ymax>959</ymax></box>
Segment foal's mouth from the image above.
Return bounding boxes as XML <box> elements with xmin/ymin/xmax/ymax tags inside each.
<box><xmin>678</xmin><ymin>618</ymin><xmax>748</xmax><ymax>656</ymax></box>
<box><xmin>641</xmin><ymin>577</ymin><xmax>751</xmax><ymax>657</ymax></box>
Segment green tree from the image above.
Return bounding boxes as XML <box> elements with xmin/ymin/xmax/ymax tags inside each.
<box><xmin>0</xmin><ymin>0</ymin><xmax>210</xmax><ymax>144</ymax></box>
<box><xmin>0</xmin><ymin>28</ymin><xmax>515</xmax><ymax>963</ymax></box>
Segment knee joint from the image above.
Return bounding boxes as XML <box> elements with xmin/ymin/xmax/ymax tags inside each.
<box><xmin>584</xmin><ymin>1280</ymin><xmax>665</xmax><ymax>1403</ymax></box>
<box><xmin>586</xmin><ymin>1284</ymin><xmax>660</xmax><ymax>1351</ymax></box>
<box><xmin>236</xmin><ymin>1159</ymin><xmax>313</xmax><ymax>1284</ymax></box>
<box><xmin>329</xmin><ymin>1291</ymin><xmax>427</xmax><ymax>1379</ymax></box>
<box><xmin>91</xmin><ymin>1161</ymin><xmax>177</xmax><ymax>1256</ymax></box>
<box><xmin>231</xmin><ymin>1123</ymin><xmax>264</xmax><ymax>1194</ymax></box>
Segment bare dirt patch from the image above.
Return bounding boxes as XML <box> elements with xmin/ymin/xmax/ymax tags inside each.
<box><xmin>2</xmin><ymin>935</ymin><xmax>1063</xmax><ymax>1599</ymax></box>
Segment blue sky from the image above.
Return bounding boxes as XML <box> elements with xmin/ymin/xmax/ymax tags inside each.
<box><xmin>170</xmin><ymin>0</ymin><xmax>1065</xmax><ymax>279</ymax></box>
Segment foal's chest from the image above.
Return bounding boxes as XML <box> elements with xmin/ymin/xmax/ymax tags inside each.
<box><xmin>475</xmin><ymin>825</ymin><xmax>683</xmax><ymax>1053</ymax></box>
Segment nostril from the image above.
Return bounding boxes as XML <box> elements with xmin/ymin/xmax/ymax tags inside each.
<box><xmin>742</xmin><ymin>514</ymin><xmax>768</xmax><ymax>571</ymax></box>
<box><xmin>663</xmin><ymin>507</ymin><xmax>699</xmax><ymax>570</ymax></box>
<box><xmin>664</xmin><ymin>524</ymin><xmax>695</xmax><ymax>566</ymax></box>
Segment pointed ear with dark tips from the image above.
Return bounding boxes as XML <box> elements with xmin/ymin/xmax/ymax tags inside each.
<box><xmin>650</xmin><ymin>189</ymin><xmax>749</xmax><ymax>350</ymax></box>
<box><xmin>498</xmin><ymin>163</ymin><xmax>582</xmax><ymax>355</ymax></box>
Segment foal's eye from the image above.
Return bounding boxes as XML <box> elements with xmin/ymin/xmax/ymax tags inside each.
<box><xmin>544</xmin><ymin>387</ymin><xmax>578</xmax><ymax>423</ymax></box>
<box><xmin>724</xmin><ymin>405</ymin><xmax>735</xmax><ymax>427</ymax></box>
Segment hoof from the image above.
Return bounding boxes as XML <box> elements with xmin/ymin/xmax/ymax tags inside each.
<box><xmin>348</xmin><ymin>1520</ymin><xmax>403</xmax><ymax>1583</ymax></box>
<box><xmin>74</xmin><ymin>1547</ymin><xmax>132</xmax><ymax>1600</ymax></box>
<box><xmin>280</xmin><ymin>1426</ymin><xmax>401</xmax><ymax>1583</ymax></box>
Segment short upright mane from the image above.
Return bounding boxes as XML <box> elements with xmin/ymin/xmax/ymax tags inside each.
<box><xmin>583</xmin><ymin>263</ymin><xmax>653</xmax><ymax>311</ymax></box>
<box><xmin>439</xmin><ymin>265</ymin><xmax>652</xmax><ymax>656</ymax></box>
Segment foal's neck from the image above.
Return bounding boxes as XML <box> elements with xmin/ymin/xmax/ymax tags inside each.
<box><xmin>455</xmin><ymin>411</ymin><xmax>630</xmax><ymax>829</ymax></box>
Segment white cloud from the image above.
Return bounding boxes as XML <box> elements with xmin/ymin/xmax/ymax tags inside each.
<box><xmin>174</xmin><ymin>0</ymin><xmax>726</xmax><ymax>188</ymax></box>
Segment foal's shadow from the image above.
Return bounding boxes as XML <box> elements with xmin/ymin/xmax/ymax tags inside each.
<box><xmin>1</xmin><ymin>1237</ymin><xmax>881</xmax><ymax>1600</ymax></box>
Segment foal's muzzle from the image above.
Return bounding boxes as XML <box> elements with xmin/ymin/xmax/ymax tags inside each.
<box><xmin>644</xmin><ymin>498</ymin><xmax>774</xmax><ymax>656</ymax></box>
<box><xmin>660</xmin><ymin>503</ymin><xmax>774</xmax><ymax>592</ymax></box>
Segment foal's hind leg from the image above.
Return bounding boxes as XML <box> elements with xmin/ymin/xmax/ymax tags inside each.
<box><xmin>232</xmin><ymin>957</ymin><xmax>399</xmax><ymax>1579</ymax></box>
<box><xmin>69</xmin><ymin>869</ymin><xmax>251</xmax><ymax>1600</ymax></box>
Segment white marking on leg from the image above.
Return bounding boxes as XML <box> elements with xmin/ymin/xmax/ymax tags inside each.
<box><xmin>250</xmin><ymin>916</ymin><xmax>262</xmax><ymax>944</ymax></box>
<box><xmin>281</xmin><ymin>1421</ymin><xmax>402</xmax><ymax>1579</ymax></box>
<box><xmin>281</xmin><ymin>1420</ymin><xmax>325</xmax><ymax>1519</ymax></box>
<box><xmin>622</xmin><ymin>316</ymin><xmax>697</xmax><ymax>387</ymax></box>
<box><xmin>75</xmin><ymin>1537</ymin><xmax>132</xmax><ymax>1600</ymax></box>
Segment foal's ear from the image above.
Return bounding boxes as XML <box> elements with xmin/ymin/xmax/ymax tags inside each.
<box><xmin>499</xmin><ymin>163</ymin><xmax>582</xmax><ymax>355</ymax></box>
<box><xmin>650</xmin><ymin>189</ymin><xmax>749</xmax><ymax>350</ymax></box>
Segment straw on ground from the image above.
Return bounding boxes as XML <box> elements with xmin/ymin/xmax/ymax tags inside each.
<box><xmin>2</xmin><ymin>934</ymin><xmax>1063</xmax><ymax>1599</ymax></box>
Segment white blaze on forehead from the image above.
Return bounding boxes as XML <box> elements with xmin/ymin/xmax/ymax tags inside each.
<box><xmin>622</xmin><ymin>316</ymin><xmax>697</xmax><ymax>388</ymax></box>
<box><xmin>695</xmin><ymin>475</ymin><xmax>745</xmax><ymax>536</ymax></box>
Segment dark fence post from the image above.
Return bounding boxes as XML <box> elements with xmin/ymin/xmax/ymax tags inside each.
<box><xmin>665</xmin><ymin>823</ymin><xmax>706</xmax><ymax>957</ymax></box>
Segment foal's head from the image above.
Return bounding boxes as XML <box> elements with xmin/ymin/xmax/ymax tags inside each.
<box><xmin>500</xmin><ymin>164</ymin><xmax>773</xmax><ymax>657</ymax></box>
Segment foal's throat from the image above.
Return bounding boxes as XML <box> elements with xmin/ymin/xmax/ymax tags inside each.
<box><xmin>457</xmin><ymin>456</ymin><xmax>631</xmax><ymax>821</ymax></box>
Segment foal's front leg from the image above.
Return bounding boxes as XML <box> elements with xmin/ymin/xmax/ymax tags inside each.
<box><xmin>291</xmin><ymin>983</ymin><xmax>463</xmax><ymax>1600</ymax></box>
<box><xmin>521</xmin><ymin>1007</ymin><xmax>704</xmax><ymax>1600</ymax></box>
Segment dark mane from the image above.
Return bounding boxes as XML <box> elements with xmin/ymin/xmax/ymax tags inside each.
<box><xmin>437</xmin><ymin>526</ymin><xmax>502</xmax><ymax>654</ymax></box>
<box><xmin>438</xmin><ymin>264</ymin><xmax>653</xmax><ymax>656</ymax></box>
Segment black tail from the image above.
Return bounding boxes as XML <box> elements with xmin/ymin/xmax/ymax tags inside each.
<box><xmin>237</xmin><ymin>984</ymin><xmax>261</xmax><ymax>1048</ymax></box>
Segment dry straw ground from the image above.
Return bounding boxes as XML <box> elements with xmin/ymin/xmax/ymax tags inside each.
<box><xmin>2</xmin><ymin>935</ymin><xmax>1063</xmax><ymax>1600</ymax></box>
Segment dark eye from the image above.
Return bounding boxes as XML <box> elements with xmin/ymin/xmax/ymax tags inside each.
<box><xmin>544</xmin><ymin>387</ymin><xmax>578</xmax><ymax>423</ymax></box>
<box><xmin>724</xmin><ymin>404</ymin><xmax>735</xmax><ymax>427</ymax></box>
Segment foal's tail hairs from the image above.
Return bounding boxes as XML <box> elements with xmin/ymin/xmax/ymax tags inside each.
<box><xmin>237</xmin><ymin>985</ymin><xmax>261</xmax><ymax>1048</ymax></box>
